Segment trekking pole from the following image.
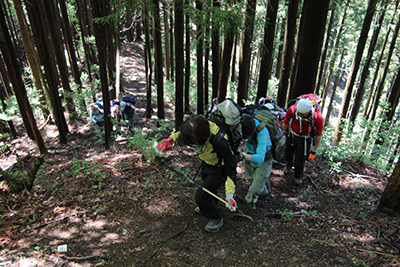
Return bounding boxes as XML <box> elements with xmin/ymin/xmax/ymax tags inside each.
<box><xmin>201</xmin><ymin>187</ymin><xmax>253</xmax><ymax>221</ymax></box>
<box><xmin>155</xmin><ymin>156</ymin><xmax>253</xmax><ymax>221</ymax></box>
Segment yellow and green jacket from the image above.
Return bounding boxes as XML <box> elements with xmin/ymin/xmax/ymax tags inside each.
<box><xmin>170</xmin><ymin>121</ymin><xmax>236</xmax><ymax>194</ymax></box>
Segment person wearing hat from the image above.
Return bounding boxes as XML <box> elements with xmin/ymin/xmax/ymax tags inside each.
<box><xmin>239</xmin><ymin>114</ymin><xmax>273</xmax><ymax>207</ymax></box>
<box><xmin>281</xmin><ymin>98</ymin><xmax>324</xmax><ymax>185</ymax></box>
<box><xmin>89</xmin><ymin>103</ymin><xmax>104</xmax><ymax>128</ymax></box>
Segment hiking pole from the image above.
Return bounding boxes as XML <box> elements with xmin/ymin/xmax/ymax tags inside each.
<box><xmin>201</xmin><ymin>186</ymin><xmax>253</xmax><ymax>221</ymax></box>
<box><xmin>155</xmin><ymin>156</ymin><xmax>253</xmax><ymax>221</ymax></box>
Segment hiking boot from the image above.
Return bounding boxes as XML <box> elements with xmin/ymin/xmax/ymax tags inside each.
<box><xmin>294</xmin><ymin>177</ymin><xmax>303</xmax><ymax>185</ymax></box>
<box><xmin>283</xmin><ymin>165</ymin><xmax>291</xmax><ymax>175</ymax></box>
<box><xmin>194</xmin><ymin>206</ymin><xmax>202</xmax><ymax>215</ymax></box>
<box><xmin>204</xmin><ymin>218</ymin><xmax>224</xmax><ymax>233</ymax></box>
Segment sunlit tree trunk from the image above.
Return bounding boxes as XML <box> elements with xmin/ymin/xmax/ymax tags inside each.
<box><xmin>13</xmin><ymin>0</ymin><xmax>51</xmax><ymax>122</ymax></box>
<box><xmin>0</xmin><ymin>5</ymin><xmax>47</xmax><ymax>154</ymax></box>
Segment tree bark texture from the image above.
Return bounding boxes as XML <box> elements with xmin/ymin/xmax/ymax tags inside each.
<box><xmin>291</xmin><ymin>0</ymin><xmax>330</xmax><ymax>98</ymax></box>
<box><xmin>152</xmin><ymin>0</ymin><xmax>165</xmax><ymax>121</ymax></box>
<box><xmin>277</xmin><ymin>0</ymin><xmax>299</xmax><ymax>108</ymax></box>
<box><xmin>237</xmin><ymin>0</ymin><xmax>257</xmax><ymax>107</ymax></box>
<box><xmin>175</xmin><ymin>0</ymin><xmax>184</xmax><ymax>127</ymax></box>
<box><xmin>256</xmin><ymin>0</ymin><xmax>279</xmax><ymax>104</ymax></box>
<box><xmin>378</xmin><ymin>159</ymin><xmax>400</xmax><ymax>213</ymax></box>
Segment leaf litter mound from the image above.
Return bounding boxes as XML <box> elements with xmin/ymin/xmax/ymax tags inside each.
<box><xmin>0</xmin><ymin>41</ymin><xmax>399</xmax><ymax>267</ymax></box>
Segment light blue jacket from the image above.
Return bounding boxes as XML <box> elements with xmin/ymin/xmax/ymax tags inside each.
<box><xmin>244</xmin><ymin>118</ymin><xmax>272</xmax><ymax>165</ymax></box>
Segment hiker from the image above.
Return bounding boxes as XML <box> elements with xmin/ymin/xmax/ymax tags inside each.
<box><xmin>113</xmin><ymin>93</ymin><xmax>136</xmax><ymax>135</ymax></box>
<box><xmin>89</xmin><ymin>103</ymin><xmax>104</xmax><ymax>128</ymax></box>
<box><xmin>156</xmin><ymin>114</ymin><xmax>237</xmax><ymax>233</ymax></box>
<box><xmin>282</xmin><ymin>98</ymin><xmax>324</xmax><ymax>185</ymax></box>
<box><xmin>239</xmin><ymin>114</ymin><xmax>273</xmax><ymax>207</ymax></box>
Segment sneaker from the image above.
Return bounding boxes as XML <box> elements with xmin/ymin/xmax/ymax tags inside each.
<box><xmin>194</xmin><ymin>206</ymin><xmax>202</xmax><ymax>215</ymax></box>
<box><xmin>283</xmin><ymin>165</ymin><xmax>291</xmax><ymax>175</ymax></box>
<box><xmin>204</xmin><ymin>218</ymin><xmax>224</xmax><ymax>233</ymax></box>
<box><xmin>294</xmin><ymin>177</ymin><xmax>303</xmax><ymax>185</ymax></box>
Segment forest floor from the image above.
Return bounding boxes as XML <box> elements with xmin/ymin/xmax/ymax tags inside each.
<box><xmin>0</xmin><ymin>41</ymin><xmax>399</xmax><ymax>267</ymax></box>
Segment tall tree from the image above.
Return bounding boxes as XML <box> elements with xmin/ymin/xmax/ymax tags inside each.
<box><xmin>321</xmin><ymin>0</ymin><xmax>349</xmax><ymax>111</ymax></box>
<box><xmin>291</xmin><ymin>0</ymin><xmax>330</xmax><ymax>98</ymax></box>
<box><xmin>58</xmin><ymin>0</ymin><xmax>82</xmax><ymax>98</ymax></box>
<box><xmin>374</xmin><ymin>66</ymin><xmax>400</xmax><ymax>147</ymax></box>
<box><xmin>196</xmin><ymin>0</ymin><xmax>204</xmax><ymax>114</ymax></box>
<box><xmin>237</xmin><ymin>0</ymin><xmax>257</xmax><ymax>107</ymax></box>
<box><xmin>0</xmin><ymin>3</ymin><xmax>47</xmax><ymax>154</ymax></box>
<box><xmin>91</xmin><ymin>0</ymin><xmax>112</xmax><ymax>147</ymax></box>
<box><xmin>314</xmin><ymin>8</ymin><xmax>335</xmax><ymax>95</ymax></box>
<box><xmin>211</xmin><ymin>0</ymin><xmax>220</xmax><ymax>100</ymax></box>
<box><xmin>13</xmin><ymin>0</ymin><xmax>51</xmax><ymax>121</ymax></box>
<box><xmin>25</xmin><ymin>0</ymin><xmax>69</xmax><ymax>143</ymax></box>
<box><xmin>333</xmin><ymin>0</ymin><xmax>377</xmax><ymax>144</ymax></box>
<box><xmin>368</xmin><ymin>11</ymin><xmax>400</xmax><ymax>121</ymax></box>
<box><xmin>42</xmin><ymin>0</ymin><xmax>78</xmax><ymax>121</ymax></box>
<box><xmin>163</xmin><ymin>3</ymin><xmax>170</xmax><ymax>80</ymax></box>
<box><xmin>350</xmin><ymin>2</ymin><xmax>386</xmax><ymax>125</ymax></box>
<box><xmin>378</xmin><ymin>159</ymin><xmax>400</xmax><ymax>213</ymax></box>
<box><xmin>217</xmin><ymin>2</ymin><xmax>238</xmax><ymax>104</ymax></box>
<box><xmin>256</xmin><ymin>0</ymin><xmax>279</xmax><ymax>104</ymax></box>
<box><xmin>175</xmin><ymin>0</ymin><xmax>184</xmax><ymax>127</ymax></box>
<box><xmin>276</xmin><ymin>0</ymin><xmax>299</xmax><ymax>108</ymax></box>
<box><xmin>144</xmin><ymin>1</ymin><xmax>153</xmax><ymax>119</ymax></box>
<box><xmin>153</xmin><ymin>0</ymin><xmax>165</xmax><ymax>122</ymax></box>
<box><xmin>184</xmin><ymin>0</ymin><xmax>191</xmax><ymax>114</ymax></box>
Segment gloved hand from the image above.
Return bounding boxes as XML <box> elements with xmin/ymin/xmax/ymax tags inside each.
<box><xmin>308</xmin><ymin>151</ymin><xmax>316</xmax><ymax>161</ymax></box>
<box><xmin>225</xmin><ymin>193</ymin><xmax>237</xmax><ymax>212</ymax></box>
<box><xmin>156</xmin><ymin>136</ymin><xmax>174</xmax><ymax>155</ymax></box>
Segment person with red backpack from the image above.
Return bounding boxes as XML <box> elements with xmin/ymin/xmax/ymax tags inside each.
<box><xmin>282</xmin><ymin>96</ymin><xmax>324</xmax><ymax>185</ymax></box>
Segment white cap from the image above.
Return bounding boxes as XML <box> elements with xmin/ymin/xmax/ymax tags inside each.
<box><xmin>297</xmin><ymin>98</ymin><xmax>313</xmax><ymax>114</ymax></box>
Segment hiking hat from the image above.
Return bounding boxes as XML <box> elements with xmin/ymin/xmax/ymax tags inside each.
<box><xmin>297</xmin><ymin>98</ymin><xmax>313</xmax><ymax>114</ymax></box>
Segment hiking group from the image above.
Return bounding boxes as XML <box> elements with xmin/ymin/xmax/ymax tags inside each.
<box><xmin>88</xmin><ymin>92</ymin><xmax>137</xmax><ymax>135</ymax></box>
<box><xmin>156</xmin><ymin>94</ymin><xmax>324</xmax><ymax>233</ymax></box>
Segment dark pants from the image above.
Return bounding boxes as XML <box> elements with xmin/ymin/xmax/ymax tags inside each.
<box><xmin>195</xmin><ymin>162</ymin><xmax>225</xmax><ymax>220</ymax></box>
<box><xmin>285</xmin><ymin>133</ymin><xmax>312</xmax><ymax>179</ymax></box>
